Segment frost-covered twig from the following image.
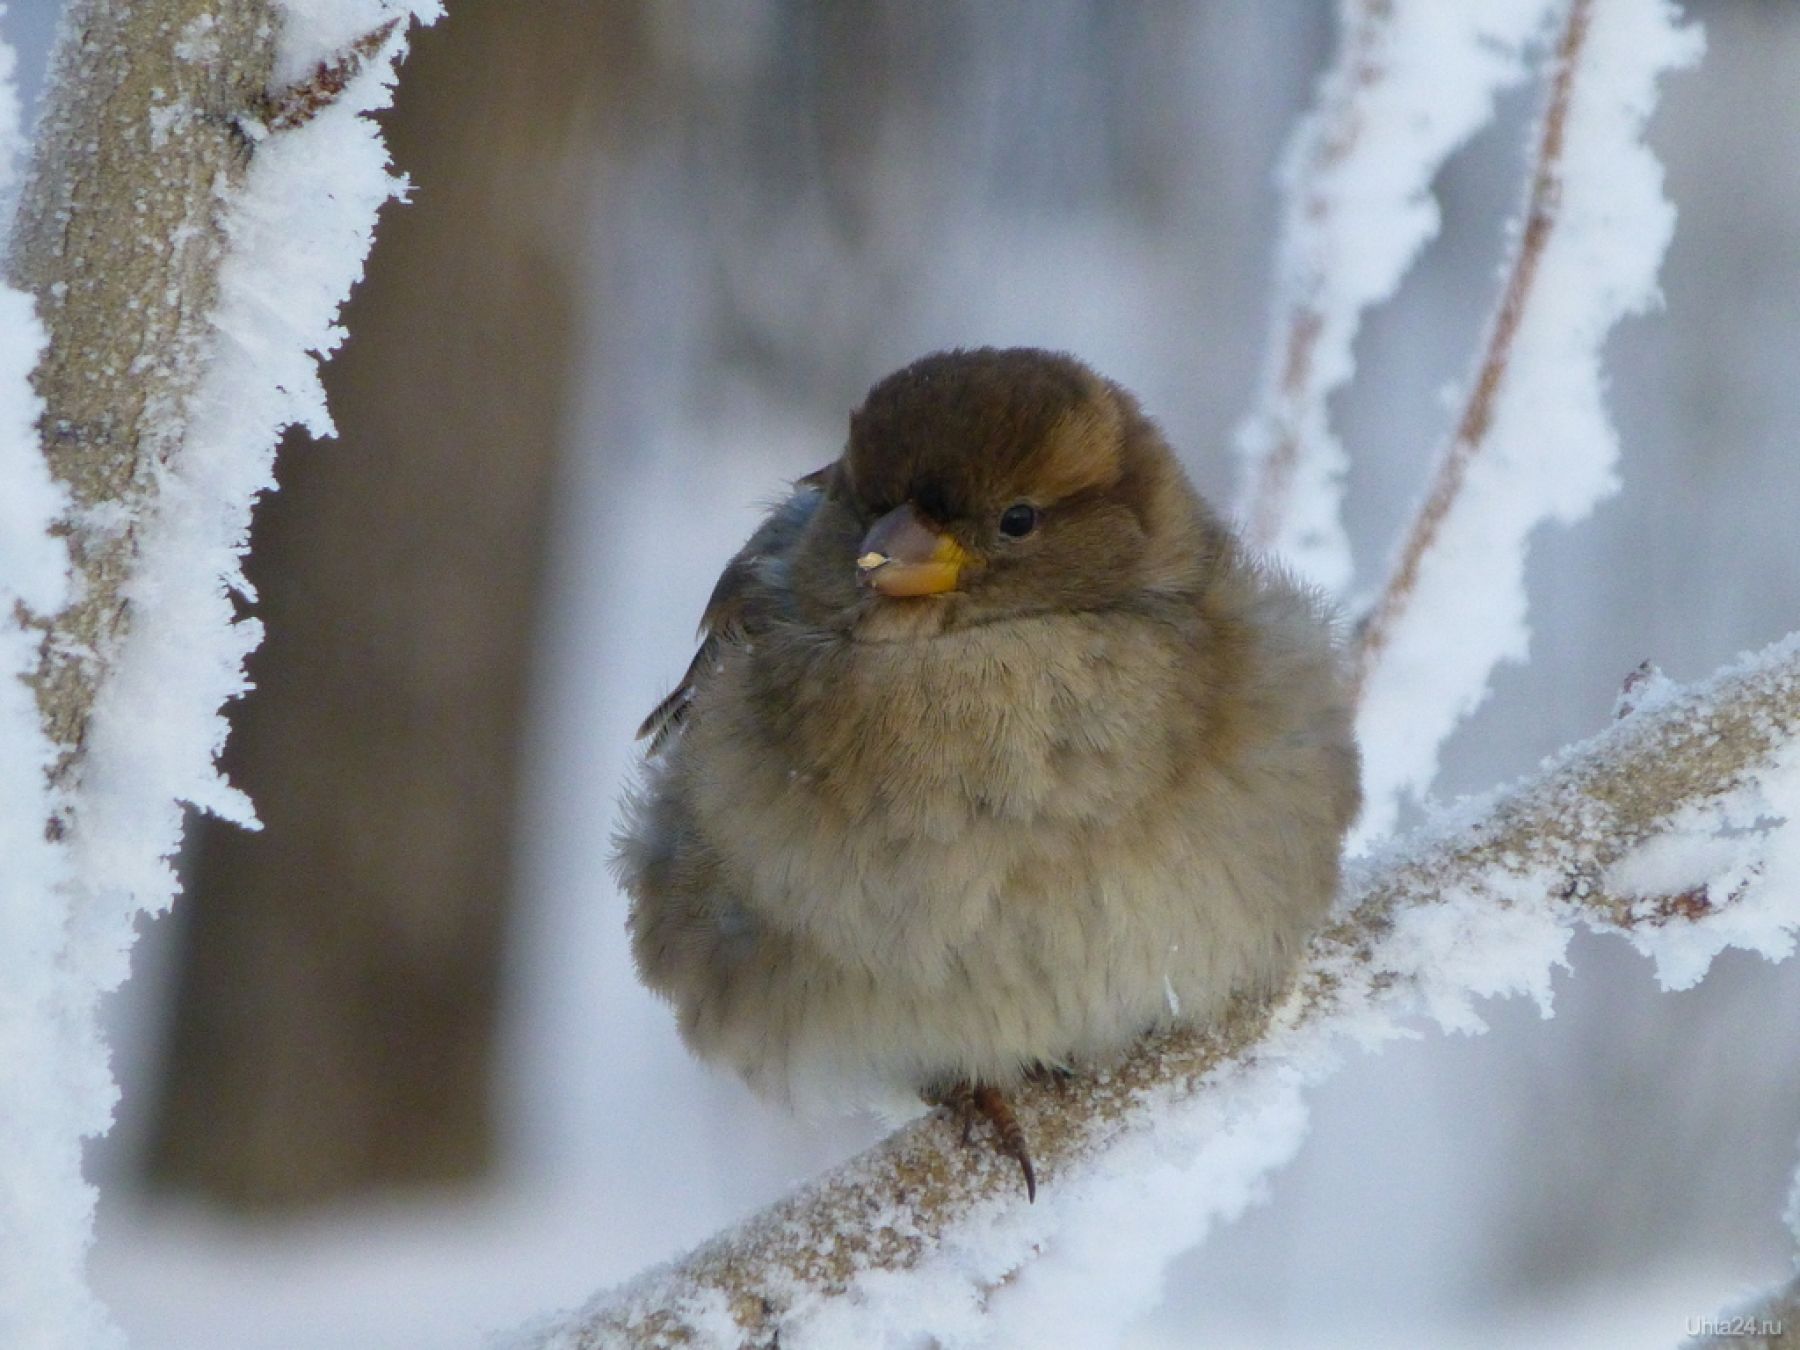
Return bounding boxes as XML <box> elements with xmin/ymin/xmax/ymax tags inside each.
<box><xmin>1350</xmin><ymin>0</ymin><xmax>1702</xmax><ymax>839</ymax></box>
<box><xmin>1236</xmin><ymin>0</ymin><xmax>1557</xmax><ymax>592</ymax></box>
<box><xmin>1353</xmin><ymin>0</ymin><xmax>1590</xmax><ymax>689</ymax></box>
<box><xmin>524</xmin><ymin>635</ymin><xmax>1800</xmax><ymax>1350</ymax></box>
<box><xmin>0</xmin><ymin>3</ymin><xmax>433</xmax><ymax>1344</ymax></box>
<box><xmin>1237</xmin><ymin>0</ymin><xmax>1391</xmax><ymax>585</ymax></box>
<box><xmin>1</xmin><ymin>9</ymin><xmax>279</xmax><ymax>1342</ymax></box>
<box><xmin>260</xmin><ymin>16</ymin><xmax>400</xmax><ymax>131</ymax></box>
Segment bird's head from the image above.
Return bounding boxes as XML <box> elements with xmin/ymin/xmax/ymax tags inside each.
<box><xmin>794</xmin><ymin>347</ymin><xmax>1216</xmax><ymax>638</ymax></box>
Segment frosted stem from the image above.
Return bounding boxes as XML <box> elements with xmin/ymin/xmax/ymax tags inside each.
<box><xmin>1235</xmin><ymin>0</ymin><xmax>1559</xmax><ymax>593</ymax></box>
<box><xmin>1239</xmin><ymin>0</ymin><xmax>1392</xmax><ymax>563</ymax></box>
<box><xmin>1351</xmin><ymin>0</ymin><xmax>1589</xmax><ymax>697</ymax></box>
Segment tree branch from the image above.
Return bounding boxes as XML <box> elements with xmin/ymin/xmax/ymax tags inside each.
<box><xmin>532</xmin><ymin>636</ymin><xmax>1800</xmax><ymax>1348</ymax></box>
<box><xmin>0</xmin><ymin>5</ymin><xmax>428</xmax><ymax>1340</ymax></box>
<box><xmin>1351</xmin><ymin>0</ymin><xmax>1590</xmax><ymax>694</ymax></box>
<box><xmin>1239</xmin><ymin>0</ymin><xmax>1393</xmax><ymax>564</ymax></box>
<box><xmin>6</xmin><ymin>0</ymin><xmax>279</xmax><ymax>818</ymax></box>
<box><xmin>1234</xmin><ymin>0</ymin><xmax>1559</xmax><ymax>592</ymax></box>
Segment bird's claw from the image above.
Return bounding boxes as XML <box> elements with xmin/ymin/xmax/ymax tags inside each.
<box><xmin>925</xmin><ymin>1080</ymin><xmax>1038</xmax><ymax>1202</ymax></box>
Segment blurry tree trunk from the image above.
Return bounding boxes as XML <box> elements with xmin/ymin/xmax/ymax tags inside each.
<box><xmin>146</xmin><ymin>3</ymin><xmax>634</xmax><ymax>1207</ymax></box>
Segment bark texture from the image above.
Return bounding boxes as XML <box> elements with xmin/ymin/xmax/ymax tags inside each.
<box><xmin>6</xmin><ymin>0</ymin><xmax>277</xmax><ymax>809</ymax></box>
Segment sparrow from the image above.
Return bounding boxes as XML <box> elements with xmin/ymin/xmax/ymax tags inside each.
<box><xmin>617</xmin><ymin>347</ymin><xmax>1361</xmax><ymax>1199</ymax></box>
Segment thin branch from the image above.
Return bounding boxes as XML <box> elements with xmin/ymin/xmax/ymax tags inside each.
<box><xmin>1351</xmin><ymin>0</ymin><xmax>1591</xmax><ymax>696</ymax></box>
<box><xmin>258</xmin><ymin>18</ymin><xmax>401</xmax><ymax>132</ymax></box>
<box><xmin>534</xmin><ymin>636</ymin><xmax>1800</xmax><ymax>1349</ymax></box>
<box><xmin>1237</xmin><ymin>0</ymin><xmax>1563</xmax><ymax>591</ymax></box>
<box><xmin>1240</xmin><ymin>0</ymin><xmax>1392</xmax><ymax>558</ymax></box>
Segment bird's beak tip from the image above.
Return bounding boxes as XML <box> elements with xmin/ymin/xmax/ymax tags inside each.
<box><xmin>856</xmin><ymin>506</ymin><xmax>968</xmax><ymax>597</ymax></box>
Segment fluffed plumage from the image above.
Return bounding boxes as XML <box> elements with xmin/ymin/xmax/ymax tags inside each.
<box><xmin>617</xmin><ymin>347</ymin><xmax>1360</xmax><ymax>1168</ymax></box>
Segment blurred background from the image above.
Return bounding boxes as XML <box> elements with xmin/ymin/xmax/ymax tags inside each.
<box><xmin>5</xmin><ymin>2</ymin><xmax>1798</xmax><ymax>1346</ymax></box>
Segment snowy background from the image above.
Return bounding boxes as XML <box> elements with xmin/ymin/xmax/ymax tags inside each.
<box><xmin>4</xmin><ymin>2</ymin><xmax>1798</xmax><ymax>1347</ymax></box>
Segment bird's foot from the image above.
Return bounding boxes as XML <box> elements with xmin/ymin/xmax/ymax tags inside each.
<box><xmin>924</xmin><ymin>1080</ymin><xmax>1037</xmax><ymax>1202</ymax></box>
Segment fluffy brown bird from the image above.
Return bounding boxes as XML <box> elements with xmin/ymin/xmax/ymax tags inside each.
<box><xmin>617</xmin><ymin>347</ymin><xmax>1360</xmax><ymax>1199</ymax></box>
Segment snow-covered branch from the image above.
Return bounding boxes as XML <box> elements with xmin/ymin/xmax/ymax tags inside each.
<box><xmin>1236</xmin><ymin>0</ymin><xmax>1557</xmax><ymax>593</ymax></box>
<box><xmin>525</xmin><ymin>636</ymin><xmax>1800</xmax><ymax>1349</ymax></box>
<box><xmin>1352</xmin><ymin>0</ymin><xmax>1701</xmax><ymax>839</ymax></box>
<box><xmin>0</xmin><ymin>2</ymin><xmax>434</xmax><ymax>1343</ymax></box>
<box><xmin>8</xmin><ymin>0</ymin><xmax>278</xmax><ymax>813</ymax></box>
<box><xmin>1352</xmin><ymin>0</ymin><xmax>1598</xmax><ymax>689</ymax></box>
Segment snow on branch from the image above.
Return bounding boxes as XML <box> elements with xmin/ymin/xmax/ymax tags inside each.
<box><xmin>0</xmin><ymin>2</ymin><xmax>435</xmax><ymax>1344</ymax></box>
<box><xmin>1236</xmin><ymin>0</ymin><xmax>1557</xmax><ymax>594</ymax></box>
<box><xmin>524</xmin><ymin>636</ymin><xmax>1800</xmax><ymax>1350</ymax></box>
<box><xmin>0</xmin><ymin>16</ymin><xmax>82</xmax><ymax>1345</ymax></box>
<box><xmin>1351</xmin><ymin>0</ymin><xmax>1703</xmax><ymax>841</ymax></box>
<box><xmin>9</xmin><ymin>0</ymin><xmax>276</xmax><ymax>816</ymax></box>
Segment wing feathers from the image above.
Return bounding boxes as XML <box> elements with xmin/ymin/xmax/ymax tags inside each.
<box><xmin>636</xmin><ymin>474</ymin><xmax>828</xmax><ymax>752</ymax></box>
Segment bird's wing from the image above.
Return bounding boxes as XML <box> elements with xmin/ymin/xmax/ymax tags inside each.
<box><xmin>635</xmin><ymin>469</ymin><xmax>830</xmax><ymax>753</ymax></box>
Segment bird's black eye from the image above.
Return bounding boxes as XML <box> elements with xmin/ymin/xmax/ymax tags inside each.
<box><xmin>998</xmin><ymin>503</ymin><xmax>1039</xmax><ymax>538</ymax></box>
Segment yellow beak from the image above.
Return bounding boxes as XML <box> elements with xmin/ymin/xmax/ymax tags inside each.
<box><xmin>855</xmin><ymin>504</ymin><xmax>971</xmax><ymax>597</ymax></box>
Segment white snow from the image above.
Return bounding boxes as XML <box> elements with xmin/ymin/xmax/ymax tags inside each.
<box><xmin>71</xmin><ymin>0</ymin><xmax>438</xmax><ymax>897</ymax></box>
<box><xmin>1353</xmin><ymin>0</ymin><xmax>1704</xmax><ymax>845</ymax></box>
<box><xmin>1236</xmin><ymin>0</ymin><xmax>1558</xmax><ymax>593</ymax></box>
<box><xmin>0</xmin><ymin>4</ymin><xmax>106</xmax><ymax>1344</ymax></box>
<box><xmin>981</xmin><ymin>1073</ymin><xmax>1311</xmax><ymax>1350</ymax></box>
<box><xmin>1603</xmin><ymin>655</ymin><xmax>1800</xmax><ymax>991</ymax></box>
<box><xmin>0</xmin><ymin>3</ymin><xmax>436</xmax><ymax>1346</ymax></box>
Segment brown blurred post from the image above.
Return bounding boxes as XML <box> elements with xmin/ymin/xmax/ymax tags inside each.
<box><xmin>146</xmin><ymin>4</ymin><xmax>634</xmax><ymax>1206</ymax></box>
